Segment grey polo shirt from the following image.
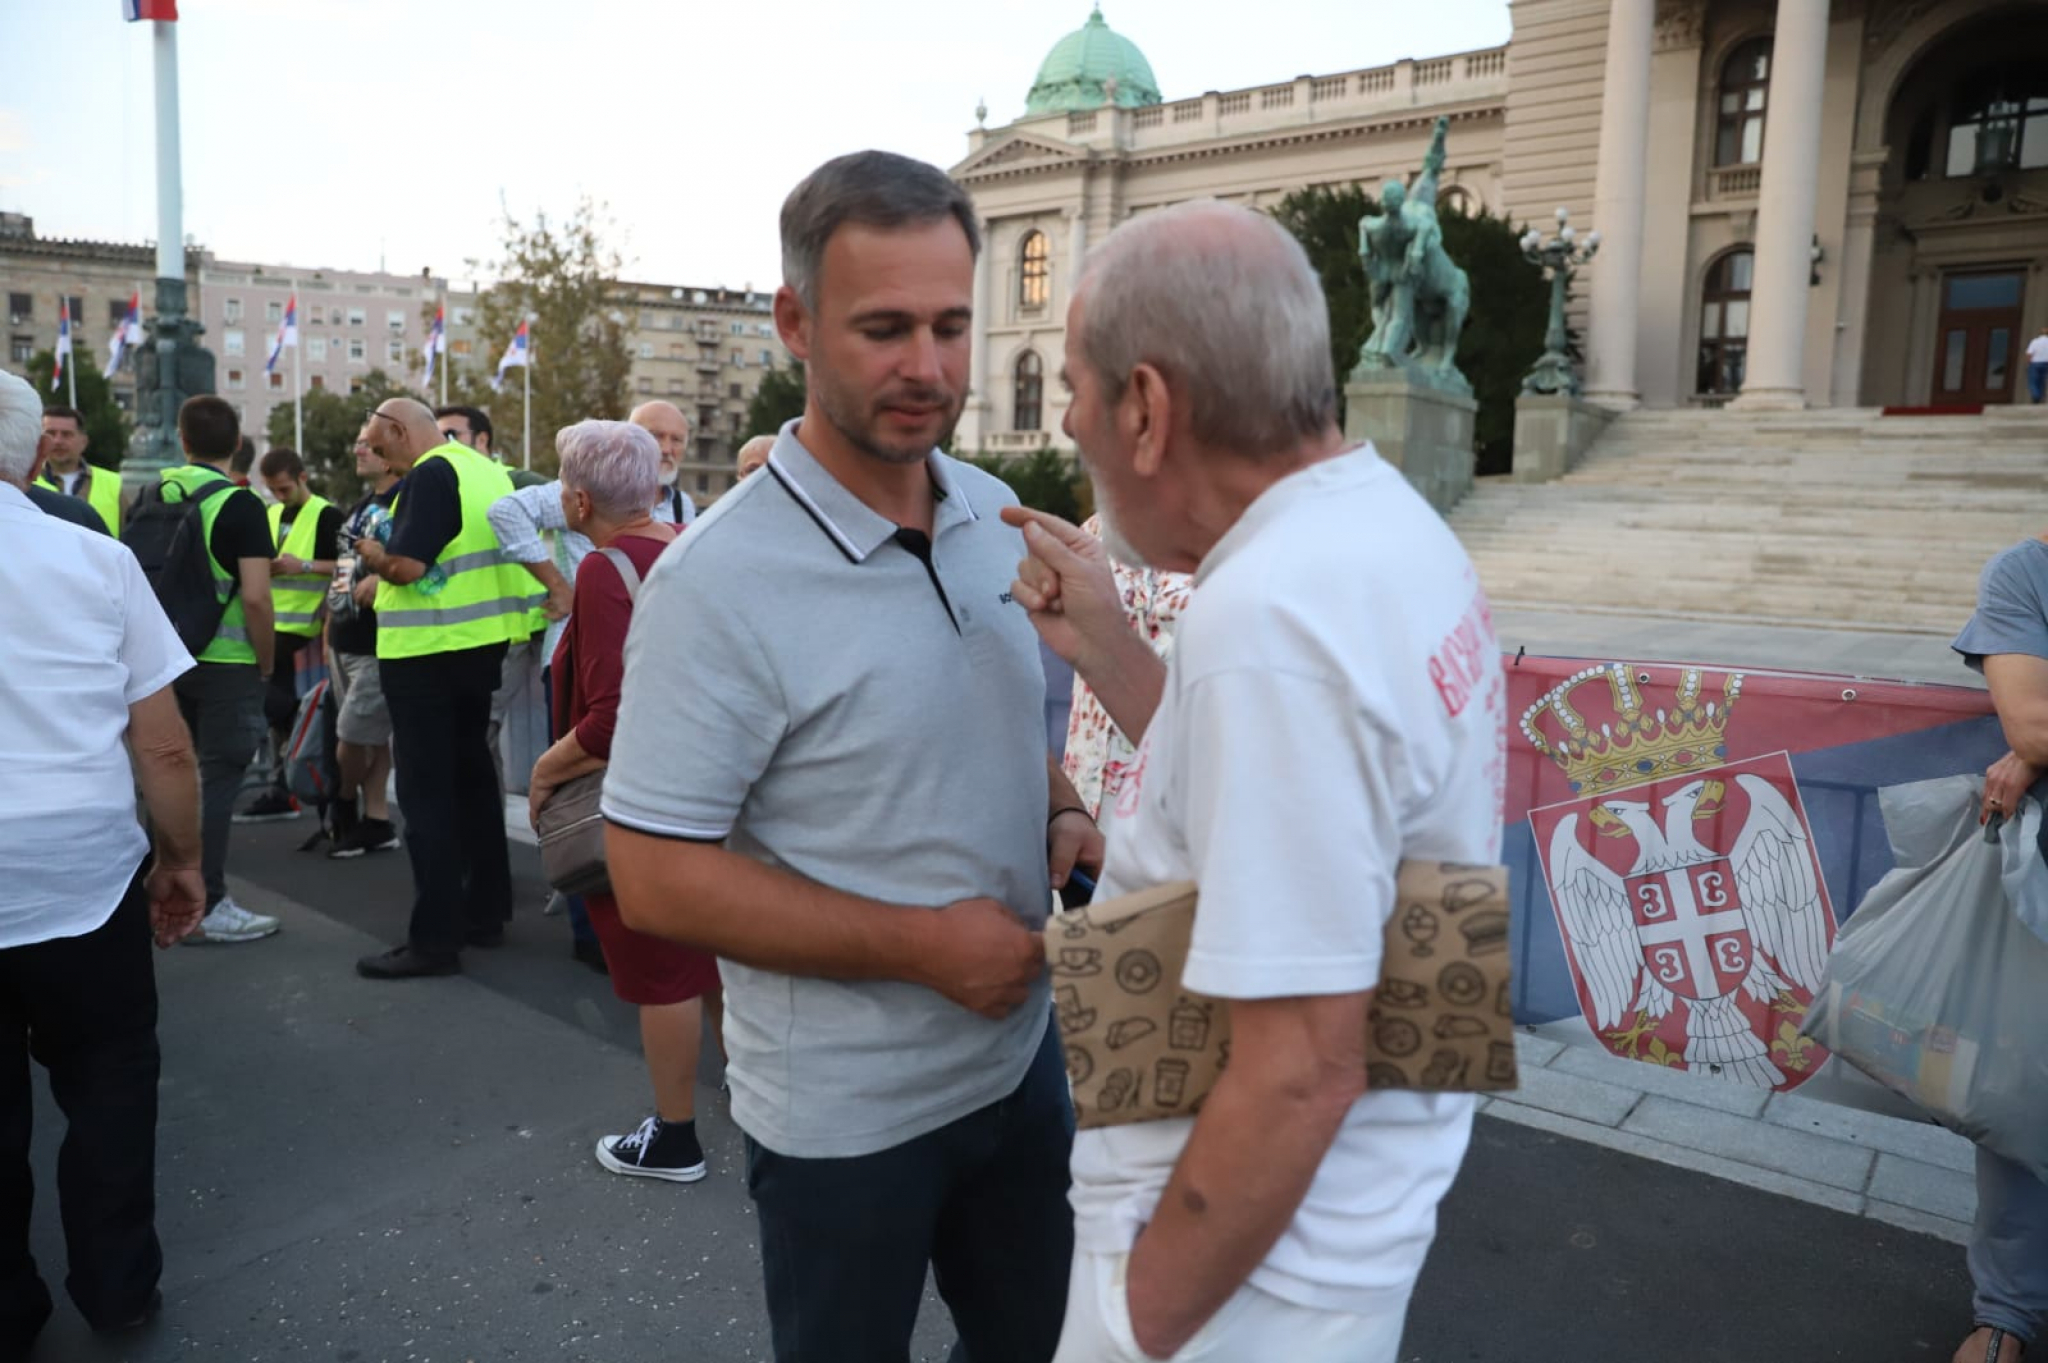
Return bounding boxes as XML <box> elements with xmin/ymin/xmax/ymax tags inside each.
<box><xmin>602</xmin><ymin>421</ymin><xmax>1052</xmax><ymax>1159</ymax></box>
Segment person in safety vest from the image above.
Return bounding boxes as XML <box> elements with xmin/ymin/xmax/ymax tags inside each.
<box><xmin>158</xmin><ymin>396</ymin><xmax>283</xmax><ymax>945</ymax></box>
<box><xmin>234</xmin><ymin>447</ymin><xmax>342</xmax><ymax>827</ymax></box>
<box><xmin>35</xmin><ymin>406</ymin><xmax>122</xmax><ymax>534</ymax></box>
<box><xmin>352</xmin><ymin>398</ymin><xmax>525</xmax><ymax>980</ymax></box>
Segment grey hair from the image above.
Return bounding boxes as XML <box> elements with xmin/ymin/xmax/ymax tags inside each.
<box><xmin>780</xmin><ymin>151</ymin><xmax>981</xmax><ymax>310</ymax></box>
<box><xmin>1074</xmin><ymin>200</ymin><xmax>1337</xmax><ymax>458</ymax></box>
<box><xmin>0</xmin><ymin>369</ymin><xmax>40</xmax><ymax>485</ymax></box>
<box><xmin>556</xmin><ymin>419</ymin><xmax>660</xmax><ymax>520</ymax></box>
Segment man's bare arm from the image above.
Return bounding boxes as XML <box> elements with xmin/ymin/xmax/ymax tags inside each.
<box><xmin>605</xmin><ymin>826</ymin><xmax>1044</xmax><ymax>1019</ymax></box>
<box><xmin>1984</xmin><ymin>654</ymin><xmax>2048</xmax><ymax>768</ymax></box>
<box><xmin>127</xmin><ymin>685</ymin><xmax>207</xmax><ymax>946</ymax></box>
<box><xmin>1124</xmin><ymin>989</ymin><xmax>1372</xmax><ymax>1358</ymax></box>
<box><xmin>236</xmin><ymin>557</ymin><xmax>276</xmax><ymax>677</ymax></box>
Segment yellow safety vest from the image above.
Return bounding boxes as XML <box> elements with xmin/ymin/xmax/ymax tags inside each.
<box><xmin>39</xmin><ymin>462</ymin><xmax>122</xmax><ymax>535</ymax></box>
<box><xmin>267</xmin><ymin>494</ymin><xmax>334</xmax><ymax>638</ymax></box>
<box><xmin>158</xmin><ymin>466</ymin><xmax>258</xmax><ymax>666</ymax></box>
<box><xmin>374</xmin><ymin>444</ymin><xmax>529</xmax><ymax>660</ymax></box>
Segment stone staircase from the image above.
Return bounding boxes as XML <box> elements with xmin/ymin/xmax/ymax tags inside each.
<box><xmin>1450</xmin><ymin>407</ymin><xmax>2048</xmax><ymax>635</ymax></box>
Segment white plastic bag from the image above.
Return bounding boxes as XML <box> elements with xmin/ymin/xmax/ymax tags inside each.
<box><xmin>1802</xmin><ymin>774</ymin><xmax>2048</xmax><ymax>1183</ymax></box>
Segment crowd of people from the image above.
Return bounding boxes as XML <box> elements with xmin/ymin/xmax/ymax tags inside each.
<box><xmin>0</xmin><ymin>145</ymin><xmax>2041</xmax><ymax>1363</ymax></box>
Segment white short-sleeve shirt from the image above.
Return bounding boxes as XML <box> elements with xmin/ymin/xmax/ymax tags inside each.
<box><xmin>1072</xmin><ymin>447</ymin><xmax>1506</xmax><ymax>1314</ymax></box>
<box><xmin>0</xmin><ymin>482</ymin><xmax>194</xmax><ymax>947</ymax></box>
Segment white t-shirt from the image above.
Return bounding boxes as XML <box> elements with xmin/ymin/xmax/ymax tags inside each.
<box><xmin>2027</xmin><ymin>333</ymin><xmax>2048</xmax><ymax>364</ymax></box>
<box><xmin>1071</xmin><ymin>446</ymin><xmax>1506</xmax><ymax>1314</ymax></box>
<box><xmin>0</xmin><ymin>483</ymin><xmax>194</xmax><ymax>947</ymax></box>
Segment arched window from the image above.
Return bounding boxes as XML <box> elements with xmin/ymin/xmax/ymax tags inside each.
<box><xmin>1715</xmin><ymin>38</ymin><xmax>1772</xmax><ymax>167</ymax></box>
<box><xmin>1014</xmin><ymin>351</ymin><xmax>1044</xmax><ymax>432</ymax></box>
<box><xmin>1944</xmin><ymin>65</ymin><xmax>2048</xmax><ymax>177</ymax></box>
<box><xmin>1018</xmin><ymin>231</ymin><xmax>1051</xmax><ymax>311</ymax></box>
<box><xmin>1697</xmin><ymin>249</ymin><xmax>1753</xmax><ymax>395</ymax></box>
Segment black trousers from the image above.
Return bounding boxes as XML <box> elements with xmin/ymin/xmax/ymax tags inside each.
<box><xmin>380</xmin><ymin>643</ymin><xmax>513</xmax><ymax>959</ymax></box>
<box><xmin>0</xmin><ymin>861</ymin><xmax>163</xmax><ymax>1353</ymax></box>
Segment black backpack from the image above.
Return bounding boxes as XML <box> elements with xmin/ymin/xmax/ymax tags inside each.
<box><xmin>123</xmin><ymin>474</ymin><xmax>236</xmax><ymax>657</ymax></box>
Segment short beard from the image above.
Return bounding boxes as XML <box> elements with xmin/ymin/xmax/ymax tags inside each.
<box><xmin>1092</xmin><ymin>488</ymin><xmax>1147</xmax><ymax>570</ymax></box>
<box><xmin>657</xmin><ymin>465</ymin><xmax>679</xmax><ymax>487</ymax></box>
<box><xmin>813</xmin><ymin>367</ymin><xmax>959</xmax><ymax>467</ymax></box>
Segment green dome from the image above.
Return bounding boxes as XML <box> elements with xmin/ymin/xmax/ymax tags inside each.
<box><xmin>1025</xmin><ymin>7</ymin><xmax>1162</xmax><ymax>116</ymax></box>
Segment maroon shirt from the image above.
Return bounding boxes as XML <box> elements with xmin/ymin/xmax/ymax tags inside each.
<box><xmin>551</xmin><ymin>531</ymin><xmax>673</xmax><ymax>760</ymax></box>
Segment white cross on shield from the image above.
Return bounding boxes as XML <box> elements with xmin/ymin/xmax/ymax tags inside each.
<box><xmin>1624</xmin><ymin>859</ymin><xmax>1753</xmax><ymax>1002</ymax></box>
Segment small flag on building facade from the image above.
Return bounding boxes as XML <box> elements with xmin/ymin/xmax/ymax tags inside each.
<box><xmin>107</xmin><ymin>291</ymin><xmax>143</xmax><ymax>373</ymax></box>
<box><xmin>266</xmin><ymin>294</ymin><xmax>298</xmax><ymax>374</ymax></box>
<box><xmin>50</xmin><ymin>298</ymin><xmax>73</xmax><ymax>395</ymax></box>
<box><xmin>491</xmin><ymin>319</ymin><xmax>529</xmax><ymax>392</ymax></box>
<box><xmin>121</xmin><ymin>0</ymin><xmax>180</xmax><ymax>20</ymax></box>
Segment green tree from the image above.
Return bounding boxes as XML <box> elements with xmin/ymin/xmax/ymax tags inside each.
<box><xmin>27</xmin><ymin>343</ymin><xmax>132</xmax><ymax>471</ymax></box>
<box><xmin>969</xmin><ymin>447</ymin><xmax>1085</xmax><ymax>522</ymax></box>
<box><xmin>1268</xmin><ymin>187</ymin><xmax>1548</xmax><ymax>476</ymax></box>
<box><xmin>265</xmin><ymin>369</ymin><xmax>421</xmax><ymax>505</ymax></box>
<box><xmin>742</xmin><ymin>357</ymin><xmax>807</xmax><ymax>440</ymax></box>
<box><xmin>469</xmin><ymin>199</ymin><xmax>634</xmax><ymax>475</ymax></box>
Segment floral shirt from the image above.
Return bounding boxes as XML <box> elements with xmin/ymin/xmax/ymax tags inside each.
<box><xmin>1061</xmin><ymin>515</ymin><xmax>1196</xmax><ymax>820</ymax></box>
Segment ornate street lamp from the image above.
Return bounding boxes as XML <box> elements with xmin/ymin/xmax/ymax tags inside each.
<box><xmin>1520</xmin><ymin>206</ymin><xmax>1600</xmax><ymax>397</ymax></box>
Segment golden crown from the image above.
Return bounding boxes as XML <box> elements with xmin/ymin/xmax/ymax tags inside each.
<box><xmin>1521</xmin><ymin>663</ymin><xmax>1742</xmax><ymax>798</ymax></box>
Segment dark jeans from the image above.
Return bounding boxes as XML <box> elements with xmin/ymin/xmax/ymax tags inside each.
<box><xmin>173</xmin><ymin>662</ymin><xmax>267</xmax><ymax>909</ymax></box>
<box><xmin>381</xmin><ymin>643</ymin><xmax>513</xmax><ymax>959</ymax></box>
<box><xmin>2029</xmin><ymin>360</ymin><xmax>2046</xmax><ymax>404</ymax></box>
<box><xmin>261</xmin><ymin>632</ymin><xmax>311</xmax><ymax>792</ymax></box>
<box><xmin>745</xmin><ymin>1017</ymin><xmax>1075</xmax><ymax>1363</ymax></box>
<box><xmin>0</xmin><ymin>862</ymin><xmax>163</xmax><ymax>1353</ymax></box>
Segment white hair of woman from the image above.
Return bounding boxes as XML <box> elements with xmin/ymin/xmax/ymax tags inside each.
<box><xmin>556</xmin><ymin>419</ymin><xmax>660</xmax><ymax>521</ymax></box>
<box><xmin>0</xmin><ymin>369</ymin><xmax>42</xmax><ymax>485</ymax></box>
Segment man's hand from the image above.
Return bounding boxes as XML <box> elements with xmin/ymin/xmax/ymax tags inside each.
<box><xmin>355</xmin><ymin>537</ymin><xmax>387</xmax><ymax>569</ymax></box>
<box><xmin>999</xmin><ymin>506</ymin><xmax>1125</xmax><ymax>669</ymax></box>
<box><xmin>543</xmin><ymin>579</ymin><xmax>575</xmax><ymax>622</ymax></box>
<box><xmin>919</xmin><ymin>897</ymin><xmax>1045</xmax><ymax>1019</ymax></box>
<box><xmin>352</xmin><ymin>574</ymin><xmax>380</xmax><ymax>608</ymax></box>
<box><xmin>1983</xmin><ymin>751</ymin><xmax>2039</xmax><ymax>826</ymax></box>
<box><xmin>1048</xmin><ymin>808</ymin><xmax>1103</xmax><ymax>891</ymax></box>
<box><xmin>147</xmin><ymin>862</ymin><xmax>207</xmax><ymax>948</ymax></box>
<box><xmin>271</xmin><ymin>553</ymin><xmax>306</xmax><ymax>577</ymax></box>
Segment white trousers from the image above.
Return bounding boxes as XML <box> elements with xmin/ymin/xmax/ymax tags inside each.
<box><xmin>1051</xmin><ymin>1250</ymin><xmax>1406</xmax><ymax>1363</ymax></box>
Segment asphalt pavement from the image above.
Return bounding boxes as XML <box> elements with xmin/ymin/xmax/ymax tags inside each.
<box><xmin>21</xmin><ymin>817</ymin><xmax>1978</xmax><ymax>1362</ymax></box>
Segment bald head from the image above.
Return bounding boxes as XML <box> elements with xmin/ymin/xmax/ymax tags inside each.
<box><xmin>735</xmin><ymin>435</ymin><xmax>775</xmax><ymax>480</ymax></box>
<box><xmin>1072</xmin><ymin>199</ymin><xmax>1336</xmax><ymax>459</ymax></box>
<box><xmin>371</xmin><ymin>398</ymin><xmax>442</xmax><ymax>471</ymax></box>
<box><xmin>630</xmin><ymin>401</ymin><xmax>690</xmax><ymax>485</ymax></box>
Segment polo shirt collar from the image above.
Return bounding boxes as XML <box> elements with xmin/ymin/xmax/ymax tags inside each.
<box><xmin>763</xmin><ymin>419</ymin><xmax>978</xmax><ymax>564</ymax></box>
<box><xmin>1194</xmin><ymin>443</ymin><xmax>1382</xmax><ymax>587</ymax></box>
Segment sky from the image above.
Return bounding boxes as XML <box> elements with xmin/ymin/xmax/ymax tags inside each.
<box><xmin>1</xmin><ymin>0</ymin><xmax>1511</xmax><ymax>293</ymax></box>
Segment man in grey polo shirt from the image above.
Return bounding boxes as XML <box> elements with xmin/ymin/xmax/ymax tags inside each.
<box><xmin>604</xmin><ymin>150</ymin><xmax>1099</xmax><ymax>1363</ymax></box>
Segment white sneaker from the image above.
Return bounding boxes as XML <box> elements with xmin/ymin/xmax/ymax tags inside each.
<box><xmin>188</xmin><ymin>896</ymin><xmax>281</xmax><ymax>944</ymax></box>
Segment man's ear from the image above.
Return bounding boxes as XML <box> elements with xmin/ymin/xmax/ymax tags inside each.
<box><xmin>774</xmin><ymin>285</ymin><xmax>812</xmax><ymax>363</ymax></box>
<box><xmin>1125</xmin><ymin>362</ymin><xmax>1172</xmax><ymax>479</ymax></box>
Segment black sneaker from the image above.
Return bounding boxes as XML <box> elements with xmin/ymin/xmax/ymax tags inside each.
<box><xmin>595</xmin><ymin>1117</ymin><xmax>706</xmax><ymax>1183</ymax></box>
<box><xmin>355</xmin><ymin>945</ymin><xmax>461</xmax><ymax>980</ymax></box>
<box><xmin>361</xmin><ymin>818</ymin><xmax>402</xmax><ymax>852</ymax></box>
<box><xmin>233</xmin><ymin>791</ymin><xmax>301</xmax><ymax>823</ymax></box>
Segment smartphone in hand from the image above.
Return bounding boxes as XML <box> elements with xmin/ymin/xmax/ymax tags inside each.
<box><xmin>1058</xmin><ymin>867</ymin><xmax>1097</xmax><ymax>912</ymax></box>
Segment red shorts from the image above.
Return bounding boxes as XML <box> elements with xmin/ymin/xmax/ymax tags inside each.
<box><xmin>582</xmin><ymin>892</ymin><xmax>721</xmax><ymax>1006</ymax></box>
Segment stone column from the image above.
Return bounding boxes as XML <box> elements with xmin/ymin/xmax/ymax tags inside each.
<box><xmin>1068</xmin><ymin>209</ymin><xmax>1089</xmax><ymax>302</ymax></box>
<box><xmin>1584</xmin><ymin>0</ymin><xmax>1654</xmax><ymax>410</ymax></box>
<box><xmin>968</xmin><ymin>215</ymin><xmax>995</xmax><ymax>445</ymax></box>
<box><xmin>1730</xmin><ymin>0</ymin><xmax>1831</xmax><ymax>411</ymax></box>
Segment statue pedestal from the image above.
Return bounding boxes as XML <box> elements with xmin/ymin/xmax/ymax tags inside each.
<box><xmin>1511</xmin><ymin>393</ymin><xmax>1613</xmax><ymax>483</ymax></box>
<box><xmin>1343</xmin><ymin>372</ymin><xmax>1477</xmax><ymax>515</ymax></box>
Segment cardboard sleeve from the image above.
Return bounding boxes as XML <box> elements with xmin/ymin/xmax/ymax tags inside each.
<box><xmin>1047</xmin><ymin>862</ymin><xmax>1516</xmax><ymax>1131</ymax></box>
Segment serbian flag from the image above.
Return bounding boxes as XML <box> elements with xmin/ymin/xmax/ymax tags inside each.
<box><xmin>491</xmin><ymin>319</ymin><xmax>529</xmax><ymax>391</ymax></box>
<box><xmin>50</xmin><ymin>299</ymin><xmax>72</xmax><ymax>393</ymax></box>
<box><xmin>107</xmin><ymin>291</ymin><xmax>143</xmax><ymax>372</ymax></box>
<box><xmin>265</xmin><ymin>294</ymin><xmax>298</xmax><ymax>374</ymax></box>
<box><xmin>122</xmin><ymin>0</ymin><xmax>179</xmax><ymax>20</ymax></box>
<box><xmin>420</xmin><ymin>303</ymin><xmax>447</xmax><ymax>390</ymax></box>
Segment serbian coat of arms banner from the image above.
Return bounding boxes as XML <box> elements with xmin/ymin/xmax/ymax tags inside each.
<box><xmin>1504</xmin><ymin>656</ymin><xmax>2003</xmax><ymax>1116</ymax></box>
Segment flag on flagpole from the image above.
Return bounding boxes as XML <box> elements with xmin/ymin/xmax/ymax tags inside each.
<box><xmin>51</xmin><ymin>299</ymin><xmax>73</xmax><ymax>394</ymax></box>
<box><xmin>421</xmin><ymin>303</ymin><xmax>447</xmax><ymax>391</ymax></box>
<box><xmin>265</xmin><ymin>294</ymin><xmax>299</xmax><ymax>374</ymax></box>
<box><xmin>491</xmin><ymin>319</ymin><xmax>529</xmax><ymax>391</ymax></box>
<box><xmin>107</xmin><ymin>291</ymin><xmax>143</xmax><ymax>373</ymax></box>
<box><xmin>121</xmin><ymin>0</ymin><xmax>180</xmax><ymax>20</ymax></box>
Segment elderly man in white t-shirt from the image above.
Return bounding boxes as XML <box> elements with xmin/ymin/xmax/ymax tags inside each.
<box><xmin>0</xmin><ymin>369</ymin><xmax>207</xmax><ymax>1352</ymax></box>
<box><xmin>1006</xmin><ymin>200</ymin><xmax>1504</xmax><ymax>1363</ymax></box>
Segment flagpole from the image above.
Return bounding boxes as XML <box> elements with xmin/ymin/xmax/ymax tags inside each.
<box><xmin>438</xmin><ymin>294</ymin><xmax>448</xmax><ymax>407</ymax></box>
<box><xmin>522</xmin><ymin>323</ymin><xmax>533</xmax><ymax>471</ymax></box>
<box><xmin>292</xmin><ymin>307</ymin><xmax>304</xmax><ymax>452</ymax></box>
<box><xmin>62</xmin><ymin>299</ymin><xmax>76</xmax><ymax>407</ymax></box>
